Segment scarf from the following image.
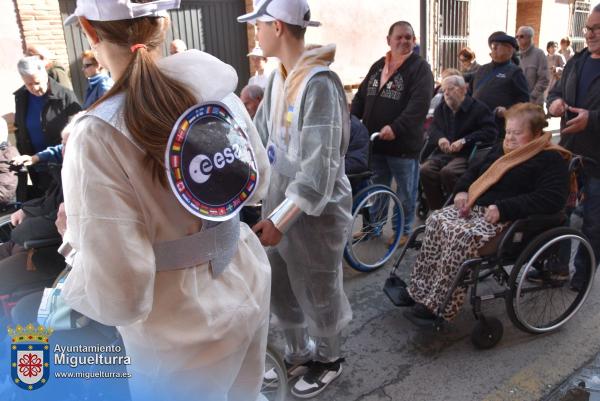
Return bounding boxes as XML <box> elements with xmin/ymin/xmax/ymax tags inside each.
<box><xmin>467</xmin><ymin>132</ymin><xmax>572</xmax><ymax>209</ymax></box>
<box><xmin>380</xmin><ymin>51</ymin><xmax>411</xmax><ymax>89</ymax></box>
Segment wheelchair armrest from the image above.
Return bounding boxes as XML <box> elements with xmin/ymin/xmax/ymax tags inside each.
<box><xmin>23</xmin><ymin>237</ymin><xmax>62</xmax><ymax>250</ymax></box>
<box><xmin>496</xmin><ymin>213</ymin><xmax>566</xmax><ymax>258</ymax></box>
<box><xmin>347</xmin><ymin>170</ymin><xmax>374</xmax><ymax>181</ymax></box>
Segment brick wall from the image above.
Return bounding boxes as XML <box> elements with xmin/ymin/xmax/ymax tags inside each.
<box><xmin>13</xmin><ymin>0</ymin><xmax>69</xmax><ymax>72</ymax></box>
<box><xmin>516</xmin><ymin>0</ymin><xmax>543</xmax><ymax>47</ymax></box>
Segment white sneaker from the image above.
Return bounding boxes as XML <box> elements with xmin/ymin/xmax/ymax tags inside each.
<box><xmin>263</xmin><ymin>359</ymin><xmax>310</xmax><ymax>388</ymax></box>
<box><xmin>291</xmin><ymin>358</ymin><xmax>344</xmax><ymax>399</ymax></box>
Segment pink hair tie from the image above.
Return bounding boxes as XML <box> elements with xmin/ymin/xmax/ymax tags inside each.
<box><xmin>130</xmin><ymin>44</ymin><xmax>147</xmax><ymax>53</ymax></box>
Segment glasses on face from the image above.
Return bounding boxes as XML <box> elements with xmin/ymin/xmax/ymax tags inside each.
<box><xmin>583</xmin><ymin>25</ymin><xmax>600</xmax><ymax>35</ymax></box>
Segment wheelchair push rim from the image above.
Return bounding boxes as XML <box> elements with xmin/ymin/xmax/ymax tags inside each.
<box><xmin>344</xmin><ymin>185</ymin><xmax>404</xmax><ymax>272</ymax></box>
<box><xmin>261</xmin><ymin>344</ymin><xmax>288</xmax><ymax>401</ymax></box>
<box><xmin>507</xmin><ymin>229</ymin><xmax>596</xmax><ymax>334</ymax></box>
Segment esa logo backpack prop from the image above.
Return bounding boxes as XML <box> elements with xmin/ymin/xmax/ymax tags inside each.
<box><xmin>165</xmin><ymin>102</ymin><xmax>259</xmax><ymax>221</ymax></box>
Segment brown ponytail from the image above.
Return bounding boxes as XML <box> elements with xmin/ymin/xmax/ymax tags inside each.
<box><xmin>88</xmin><ymin>13</ymin><xmax>197</xmax><ymax>186</ymax></box>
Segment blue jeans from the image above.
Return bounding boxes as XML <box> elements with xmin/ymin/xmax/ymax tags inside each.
<box><xmin>371</xmin><ymin>155</ymin><xmax>419</xmax><ymax>235</ymax></box>
<box><xmin>574</xmin><ymin>175</ymin><xmax>600</xmax><ymax>280</ymax></box>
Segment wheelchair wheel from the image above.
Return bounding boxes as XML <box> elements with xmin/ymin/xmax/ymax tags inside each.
<box><xmin>0</xmin><ymin>214</ymin><xmax>11</xmax><ymax>243</ymax></box>
<box><xmin>344</xmin><ymin>185</ymin><xmax>404</xmax><ymax>272</ymax></box>
<box><xmin>506</xmin><ymin>227</ymin><xmax>596</xmax><ymax>334</ymax></box>
<box><xmin>261</xmin><ymin>344</ymin><xmax>288</xmax><ymax>401</ymax></box>
<box><xmin>471</xmin><ymin>317</ymin><xmax>503</xmax><ymax>349</ymax></box>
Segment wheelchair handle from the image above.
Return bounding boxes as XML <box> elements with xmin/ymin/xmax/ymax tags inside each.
<box><xmin>569</xmin><ymin>155</ymin><xmax>598</xmax><ymax>173</ymax></box>
<box><xmin>370</xmin><ymin>132</ymin><xmax>380</xmax><ymax>142</ymax></box>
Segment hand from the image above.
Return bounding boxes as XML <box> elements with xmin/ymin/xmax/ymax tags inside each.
<box><xmin>252</xmin><ymin>219</ymin><xmax>283</xmax><ymax>246</ymax></box>
<box><xmin>378</xmin><ymin>125</ymin><xmax>396</xmax><ymax>141</ymax></box>
<box><xmin>562</xmin><ymin>106</ymin><xmax>589</xmax><ymax>134</ymax></box>
<box><xmin>454</xmin><ymin>192</ymin><xmax>468</xmax><ymax>211</ymax></box>
<box><xmin>55</xmin><ymin>203</ymin><xmax>67</xmax><ymax>237</ymax></box>
<box><xmin>484</xmin><ymin>204</ymin><xmax>500</xmax><ymax>224</ymax></box>
<box><xmin>438</xmin><ymin>138</ymin><xmax>451</xmax><ymax>153</ymax></box>
<box><xmin>449</xmin><ymin>139</ymin><xmax>465</xmax><ymax>153</ymax></box>
<box><xmin>11</xmin><ymin>155</ymin><xmax>35</xmax><ymax>166</ymax></box>
<box><xmin>548</xmin><ymin>98</ymin><xmax>567</xmax><ymax>117</ymax></box>
<box><xmin>10</xmin><ymin>209</ymin><xmax>25</xmax><ymax>226</ymax></box>
<box><xmin>495</xmin><ymin>107</ymin><xmax>507</xmax><ymax>118</ymax></box>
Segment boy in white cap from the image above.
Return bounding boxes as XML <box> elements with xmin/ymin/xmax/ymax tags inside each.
<box><xmin>239</xmin><ymin>0</ymin><xmax>353</xmax><ymax>398</ymax></box>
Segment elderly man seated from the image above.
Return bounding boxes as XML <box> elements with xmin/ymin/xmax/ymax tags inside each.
<box><xmin>420</xmin><ymin>75</ymin><xmax>497</xmax><ymax>210</ymax></box>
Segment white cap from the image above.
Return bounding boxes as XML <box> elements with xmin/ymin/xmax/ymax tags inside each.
<box><xmin>237</xmin><ymin>0</ymin><xmax>321</xmax><ymax>28</ymax></box>
<box><xmin>64</xmin><ymin>0</ymin><xmax>180</xmax><ymax>26</ymax></box>
<box><xmin>247</xmin><ymin>46</ymin><xmax>265</xmax><ymax>58</ymax></box>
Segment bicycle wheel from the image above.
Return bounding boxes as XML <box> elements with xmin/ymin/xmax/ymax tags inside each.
<box><xmin>261</xmin><ymin>344</ymin><xmax>288</xmax><ymax>401</ymax></box>
<box><xmin>506</xmin><ymin>227</ymin><xmax>596</xmax><ymax>334</ymax></box>
<box><xmin>344</xmin><ymin>185</ymin><xmax>404</xmax><ymax>272</ymax></box>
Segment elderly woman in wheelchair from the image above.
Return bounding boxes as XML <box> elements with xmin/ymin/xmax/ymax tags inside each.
<box><xmin>393</xmin><ymin>103</ymin><xmax>576</xmax><ymax>326</ymax></box>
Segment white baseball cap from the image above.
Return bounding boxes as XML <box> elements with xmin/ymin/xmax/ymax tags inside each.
<box><xmin>64</xmin><ymin>0</ymin><xmax>180</xmax><ymax>26</ymax></box>
<box><xmin>247</xmin><ymin>46</ymin><xmax>265</xmax><ymax>58</ymax></box>
<box><xmin>237</xmin><ymin>0</ymin><xmax>321</xmax><ymax>28</ymax></box>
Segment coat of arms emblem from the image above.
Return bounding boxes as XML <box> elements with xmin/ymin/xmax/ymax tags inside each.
<box><xmin>8</xmin><ymin>324</ymin><xmax>53</xmax><ymax>391</ymax></box>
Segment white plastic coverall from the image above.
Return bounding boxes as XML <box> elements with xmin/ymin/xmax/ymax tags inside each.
<box><xmin>60</xmin><ymin>50</ymin><xmax>271</xmax><ymax>401</ymax></box>
<box><xmin>254</xmin><ymin>44</ymin><xmax>353</xmax><ymax>363</ymax></box>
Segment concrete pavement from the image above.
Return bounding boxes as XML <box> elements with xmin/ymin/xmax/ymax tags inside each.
<box><xmin>269</xmin><ymin>244</ymin><xmax>600</xmax><ymax>401</ymax></box>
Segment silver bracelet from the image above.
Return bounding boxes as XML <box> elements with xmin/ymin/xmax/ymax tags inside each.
<box><xmin>267</xmin><ymin>198</ymin><xmax>303</xmax><ymax>234</ymax></box>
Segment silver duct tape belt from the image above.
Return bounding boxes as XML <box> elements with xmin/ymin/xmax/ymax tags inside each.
<box><xmin>153</xmin><ymin>214</ymin><xmax>240</xmax><ymax>276</ymax></box>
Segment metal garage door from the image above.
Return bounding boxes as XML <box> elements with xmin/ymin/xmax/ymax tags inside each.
<box><xmin>58</xmin><ymin>0</ymin><xmax>250</xmax><ymax>100</ymax></box>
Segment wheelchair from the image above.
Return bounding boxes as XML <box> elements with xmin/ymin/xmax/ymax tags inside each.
<box><xmin>344</xmin><ymin>133</ymin><xmax>405</xmax><ymax>272</ymax></box>
<box><xmin>384</xmin><ymin>155</ymin><xmax>596</xmax><ymax>349</ymax></box>
<box><xmin>416</xmin><ymin>139</ymin><xmax>494</xmax><ymax>221</ymax></box>
<box><xmin>0</xmin><ymin>162</ymin><xmax>64</xmax><ymax>332</ymax></box>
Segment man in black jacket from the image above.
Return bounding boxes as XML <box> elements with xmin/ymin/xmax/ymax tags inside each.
<box><xmin>14</xmin><ymin>56</ymin><xmax>80</xmax><ymax>198</ymax></box>
<box><xmin>547</xmin><ymin>3</ymin><xmax>600</xmax><ymax>291</ymax></box>
<box><xmin>421</xmin><ymin>75</ymin><xmax>497</xmax><ymax>210</ymax></box>
<box><xmin>351</xmin><ymin>21</ymin><xmax>434</xmax><ymax>243</ymax></box>
<box><xmin>471</xmin><ymin>32</ymin><xmax>530</xmax><ymax>138</ymax></box>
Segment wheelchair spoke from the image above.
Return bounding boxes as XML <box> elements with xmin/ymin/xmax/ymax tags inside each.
<box><xmin>346</xmin><ymin>188</ymin><xmax>404</xmax><ymax>271</ymax></box>
<box><xmin>508</xmin><ymin>230</ymin><xmax>595</xmax><ymax>333</ymax></box>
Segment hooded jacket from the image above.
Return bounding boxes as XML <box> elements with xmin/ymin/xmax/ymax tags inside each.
<box><xmin>351</xmin><ymin>52</ymin><xmax>434</xmax><ymax>159</ymax></box>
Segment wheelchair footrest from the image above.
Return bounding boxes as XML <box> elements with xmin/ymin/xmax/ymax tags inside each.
<box><xmin>383</xmin><ymin>275</ymin><xmax>408</xmax><ymax>306</ymax></box>
<box><xmin>402</xmin><ymin>310</ymin><xmax>441</xmax><ymax>329</ymax></box>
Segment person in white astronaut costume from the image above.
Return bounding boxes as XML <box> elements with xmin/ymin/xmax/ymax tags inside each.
<box><xmin>56</xmin><ymin>1</ymin><xmax>271</xmax><ymax>400</ymax></box>
<box><xmin>239</xmin><ymin>0</ymin><xmax>353</xmax><ymax>398</ymax></box>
